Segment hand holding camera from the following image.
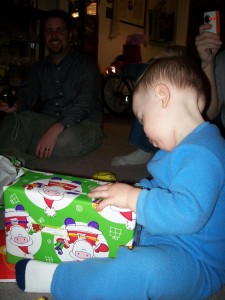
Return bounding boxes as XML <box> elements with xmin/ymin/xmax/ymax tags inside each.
<box><xmin>195</xmin><ymin>11</ymin><xmax>222</xmax><ymax>68</ymax></box>
<box><xmin>204</xmin><ymin>11</ymin><xmax>220</xmax><ymax>34</ymax></box>
<box><xmin>0</xmin><ymin>88</ymin><xmax>17</xmax><ymax>108</ymax></box>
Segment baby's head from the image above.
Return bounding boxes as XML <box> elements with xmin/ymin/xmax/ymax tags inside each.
<box><xmin>132</xmin><ymin>56</ymin><xmax>206</xmax><ymax>151</ymax></box>
<box><xmin>134</xmin><ymin>56</ymin><xmax>205</xmax><ymax>99</ymax></box>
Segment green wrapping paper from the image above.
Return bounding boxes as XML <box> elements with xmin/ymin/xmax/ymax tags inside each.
<box><xmin>4</xmin><ymin>169</ymin><xmax>137</xmax><ymax>264</ymax></box>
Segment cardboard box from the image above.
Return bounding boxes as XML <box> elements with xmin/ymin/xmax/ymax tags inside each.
<box><xmin>4</xmin><ymin>170</ymin><xmax>137</xmax><ymax>264</ymax></box>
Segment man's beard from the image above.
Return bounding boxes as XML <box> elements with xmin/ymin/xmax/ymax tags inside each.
<box><xmin>48</xmin><ymin>45</ymin><xmax>64</xmax><ymax>55</ymax></box>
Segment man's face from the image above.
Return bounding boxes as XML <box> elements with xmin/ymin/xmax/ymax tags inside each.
<box><xmin>44</xmin><ymin>17</ymin><xmax>72</xmax><ymax>55</ymax></box>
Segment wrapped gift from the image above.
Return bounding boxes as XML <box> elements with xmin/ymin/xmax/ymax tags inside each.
<box><xmin>4</xmin><ymin>169</ymin><xmax>137</xmax><ymax>264</ymax></box>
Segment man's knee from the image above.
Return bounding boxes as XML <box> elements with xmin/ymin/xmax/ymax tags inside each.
<box><xmin>53</xmin><ymin>124</ymin><xmax>103</xmax><ymax>157</ymax></box>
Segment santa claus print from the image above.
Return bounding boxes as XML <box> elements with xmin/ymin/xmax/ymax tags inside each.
<box><xmin>110</xmin><ymin>206</ymin><xmax>136</xmax><ymax>230</ymax></box>
<box><xmin>25</xmin><ymin>177</ymin><xmax>82</xmax><ymax>217</ymax></box>
<box><xmin>5</xmin><ymin>205</ymin><xmax>41</xmax><ymax>259</ymax></box>
<box><xmin>54</xmin><ymin>218</ymin><xmax>109</xmax><ymax>261</ymax></box>
<box><xmin>91</xmin><ymin>198</ymin><xmax>136</xmax><ymax>230</ymax></box>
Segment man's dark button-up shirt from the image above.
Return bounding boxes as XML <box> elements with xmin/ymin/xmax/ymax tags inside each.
<box><xmin>17</xmin><ymin>48</ymin><xmax>103</xmax><ymax>128</ymax></box>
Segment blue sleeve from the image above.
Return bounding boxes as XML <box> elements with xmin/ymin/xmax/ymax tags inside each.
<box><xmin>136</xmin><ymin>146</ymin><xmax>224</xmax><ymax>235</ymax></box>
<box><xmin>139</xmin><ymin>177</ymin><xmax>158</xmax><ymax>189</ymax></box>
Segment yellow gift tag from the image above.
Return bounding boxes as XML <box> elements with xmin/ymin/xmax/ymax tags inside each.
<box><xmin>92</xmin><ymin>171</ymin><xmax>117</xmax><ymax>182</ymax></box>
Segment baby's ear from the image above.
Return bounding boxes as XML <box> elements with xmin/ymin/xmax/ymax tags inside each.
<box><xmin>155</xmin><ymin>84</ymin><xmax>170</xmax><ymax>108</ymax></box>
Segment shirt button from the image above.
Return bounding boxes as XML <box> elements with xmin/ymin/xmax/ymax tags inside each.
<box><xmin>55</xmin><ymin>102</ymin><xmax>59</xmax><ymax>105</ymax></box>
<box><xmin>59</xmin><ymin>92</ymin><xmax>63</xmax><ymax>96</ymax></box>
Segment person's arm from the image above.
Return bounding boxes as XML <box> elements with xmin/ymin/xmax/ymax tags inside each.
<box><xmin>195</xmin><ymin>23</ymin><xmax>223</xmax><ymax>120</ymax></box>
<box><xmin>15</xmin><ymin>64</ymin><xmax>40</xmax><ymax>111</ymax></box>
<box><xmin>35</xmin><ymin>122</ymin><xmax>64</xmax><ymax>159</ymax></box>
<box><xmin>0</xmin><ymin>77</ymin><xmax>37</xmax><ymax>113</ymax></box>
<box><xmin>0</xmin><ymin>89</ymin><xmax>20</xmax><ymax>113</ymax></box>
<box><xmin>136</xmin><ymin>146</ymin><xmax>223</xmax><ymax>235</ymax></box>
<box><xmin>0</xmin><ymin>100</ymin><xmax>17</xmax><ymax>113</ymax></box>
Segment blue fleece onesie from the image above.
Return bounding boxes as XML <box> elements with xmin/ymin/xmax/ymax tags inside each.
<box><xmin>51</xmin><ymin>122</ymin><xmax>225</xmax><ymax>300</ymax></box>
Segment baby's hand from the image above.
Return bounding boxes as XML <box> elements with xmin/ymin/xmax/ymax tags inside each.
<box><xmin>88</xmin><ymin>182</ymin><xmax>141</xmax><ymax>213</ymax></box>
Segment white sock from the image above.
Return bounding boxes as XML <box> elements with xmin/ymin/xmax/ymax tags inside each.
<box><xmin>111</xmin><ymin>149</ymin><xmax>153</xmax><ymax>166</ymax></box>
<box><xmin>25</xmin><ymin>260</ymin><xmax>57</xmax><ymax>293</ymax></box>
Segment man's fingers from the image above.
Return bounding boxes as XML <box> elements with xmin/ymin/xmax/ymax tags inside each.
<box><xmin>36</xmin><ymin>146</ymin><xmax>52</xmax><ymax>159</ymax></box>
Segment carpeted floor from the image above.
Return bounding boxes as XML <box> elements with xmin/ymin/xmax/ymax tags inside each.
<box><xmin>0</xmin><ymin>113</ymin><xmax>224</xmax><ymax>299</ymax></box>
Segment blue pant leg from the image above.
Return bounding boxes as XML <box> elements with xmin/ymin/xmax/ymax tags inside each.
<box><xmin>51</xmin><ymin>244</ymin><xmax>221</xmax><ymax>300</ymax></box>
<box><xmin>128</xmin><ymin>118</ymin><xmax>158</xmax><ymax>153</ymax></box>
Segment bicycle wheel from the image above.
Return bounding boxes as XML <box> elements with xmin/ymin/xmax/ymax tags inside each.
<box><xmin>103</xmin><ymin>76</ymin><xmax>132</xmax><ymax>115</ymax></box>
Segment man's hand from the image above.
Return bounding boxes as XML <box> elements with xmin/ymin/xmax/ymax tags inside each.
<box><xmin>0</xmin><ymin>101</ymin><xmax>17</xmax><ymax>113</ymax></box>
<box><xmin>35</xmin><ymin>122</ymin><xmax>64</xmax><ymax>159</ymax></box>
<box><xmin>88</xmin><ymin>182</ymin><xmax>142</xmax><ymax>213</ymax></box>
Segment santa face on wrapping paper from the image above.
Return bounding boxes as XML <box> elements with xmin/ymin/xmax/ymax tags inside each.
<box><xmin>54</xmin><ymin>218</ymin><xmax>109</xmax><ymax>261</ymax></box>
<box><xmin>38</xmin><ymin>185</ymin><xmax>67</xmax><ymax>216</ymax></box>
<box><xmin>70</xmin><ymin>240</ymin><xmax>94</xmax><ymax>260</ymax></box>
<box><xmin>9</xmin><ymin>225</ymin><xmax>32</xmax><ymax>247</ymax></box>
<box><xmin>25</xmin><ymin>177</ymin><xmax>82</xmax><ymax>217</ymax></box>
<box><xmin>5</xmin><ymin>205</ymin><xmax>41</xmax><ymax>259</ymax></box>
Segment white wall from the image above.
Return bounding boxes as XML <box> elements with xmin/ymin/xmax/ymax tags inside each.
<box><xmin>98</xmin><ymin>1</ymin><xmax>144</xmax><ymax>73</ymax></box>
<box><xmin>97</xmin><ymin>0</ymin><xmax>186</xmax><ymax>73</ymax></box>
<box><xmin>98</xmin><ymin>0</ymin><xmax>161</xmax><ymax>73</ymax></box>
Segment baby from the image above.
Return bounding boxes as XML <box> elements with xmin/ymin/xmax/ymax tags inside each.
<box><xmin>16</xmin><ymin>56</ymin><xmax>225</xmax><ymax>299</ymax></box>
